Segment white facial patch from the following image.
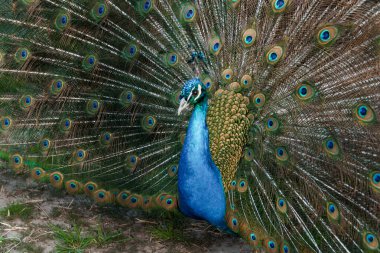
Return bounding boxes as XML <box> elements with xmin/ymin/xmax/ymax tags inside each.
<box><xmin>187</xmin><ymin>88</ymin><xmax>193</xmax><ymax>102</ymax></box>
<box><xmin>178</xmin><ymin>84</ymin><xmax>202</xmax><ymax>115</ymax></box>
<box><xmin>194</xmin><ymin>84</ymin><xmax>202</xmax><ymax>101</ymax></box>
<box><xmin>178</xmin><ymin>98</ymin><xmax>190</xmax><ymax>115</ymax></box>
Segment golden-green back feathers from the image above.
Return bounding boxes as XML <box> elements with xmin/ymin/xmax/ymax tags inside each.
<box><xmin>207</xmin><ymin>89</ymin><xmax>250</xmax><ymax>190</ymax></box>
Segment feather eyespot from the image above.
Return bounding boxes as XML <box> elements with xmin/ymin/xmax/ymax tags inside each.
<box><xmin>280</xmin><ymin>243</ymin><xmax>290</xmax><ymax>253</ymax></box>
<box><xmin>271</xmin><ymin>0</ymin><xmax>288</xmax><ymax>13</ymax></box>
<box><xmin>266</xmin><ymin>46</ymin><xmax>284</xmax><ymax>64</ymax></box>
<box><xmin>244</xmin><ymin>147</ymin><xmax>254</xmax><ymax>161</ymax></box>
<box><xmin>242</xmin><ymin>29</ymin><xmax>256</xmax><ymax>47</ymax></box>
<box><xmin>294</xmin><ymin>82</ymin><xmax>316</xmax><ymax>102</ymax></box>
<box><xmin>221</xmin><ymin>68</ymin><xmax>234</xmax><ymax>82</ymax></box>
<box><xmin>86</xmin><ymin>99</ymin><xmax>101</xmax><ymax>115</ymax></box>
<box><xmin>31</xmin><ymin>167</ymin><xmax>46</xmax><ymax>181</ymax></box>
<box><xmin>60</xmin><ymin>15</ymin><xmax>67</xmax><ymax>24</ymax></box>
<box><xmin>60</xmin><ymin>118</ymin><xmax>72</xmax><ymax>132</ymax></box>
<box><xmin>143</xmin><ymin>0</ymin><xmax>152</xmax><ymax>11</ymax></box>
<box><xmin>100</xmin><ymin>132</ymin><xmax>112</xmax><ymax>146</ymax></box>
<box><xmin>53</xmin><ymin>174</ymin><xmax>61</xmax><ymax>181</ymax></box>
<box><xmin>317</xmin><ymin>26</ymin><xmax>338</xmax><ymax>46</ymax></box>
<box><xmin>103</xmin><ymin>133</ymin><xmax>111</xmax><ymax>141</ymax></box>
<box><xmin>129</xmin><ymin>45</ymin><xmax>136</xmax><ymax>56</ymax></box>
<box><xmin>240</xmin><ymin>75</ymin><xmax>253</xmax><ymax>89</ymax></box>
<box><xmin>142</xmin><ymin>115</ymin><xmax>157</xmax><ymax>131</ymax></box>
<box><xmin>362</xmin><ymin>232</ymin><xmax>379</xmax><ymax>250</ymax></box>
<box><xmin>122</xmin><ymin>43</ymin><xmax>139</xmax><ymax>60</ymax></box>
<box><xmin>168</xmin><ymin>165</ymin><xmax>178</xmax><ymax>177</ymax></box>
<box><xmin>117</xmin><ymin>190</ymin><xmax>131</xmax><ymax>206</ymax></box>
<box><xmin>229</xmin><ymin>180</ymin><xmax>237</xmax><ymax>190</ymax></box>
<box><xmin>163</xmin><ymin>52</ymin><xmax>179</xmax><ymax>67</ymax></box>
<box><xmin>201</xmin><ymin>74</ymin><xmax>214</xmax><ymax>92</ymax></box>
<box><xmin>213</xmin><ymin>43</ymin><xmax>220</xmax><ymax>51</ymax></box>
<box><xmin>126</xmin><ymin>154</ymin><xmax>141</xmax><ymax>172</ymax></box>
<box><xmin>252</xmin><ymin>93</ymin><xmax>266</xmax><ymax>108</ymax></box>
<box><xmin>237</xmin><ymin>179</ymin><xmax>248</xmax><ymax>193</ymax></box>
<box><xmin>159</xmin><ymin>195</ymin><xmax>177</xmax><ymax>211</ymax></box>
<box><xmin>120</xmin><ymin>90</ymin><xmax>136</xmax><ymax>106</ymax></box>
<box><xmin>326</xmin><ymin>202</ymin><xmax>340</xmax><ymax>222</ymax></box>
<box><xmin>276</xmin><ymin>197</ymin><xmax>287</xmax><ymax>213</ymax></box>
<box><xmin>250</xmin><ymin>233</ymin><xmax>256</xmax><ymax>241</ymax></box>
<box><xmin>263</xmin><ymin>238</ymin><xmax>278</xmax><ymax>252</ymax></box>
<box><xmin>74</xmin><ymin>149</ymin><xmax>87</xmax><ymax>162</ymax></box>
<box><xmin>229</xmin><ymin>217</ymin><xmax>239</xmax><ymax>232</ymax></box>
<box><xmin>10</xmin><ymin>154</ymin><xmax>23</xmax><ymax>170</ymax></box>
<box><xmin>138</xmin><ymin>0</ymin><xmax>154</xmax><ymax>15</ymax></box>
<box><xmin>49</xmin><ymin>172</ymin><xmax>64</xmax><ymax>189</ymax></box>
<box><xmin>265</xmin><ymin>117</ymin><xmax>279</xmax><ymax>132</ymax></box>
<box><xmin>55</xmin><ymin>13</ymin><xmax>70</xmax><ymax>30</ymax></box>
<box><xmin>65</xmin><ymin>180</ymin><xmax>82</xmax><ymax>195</ymax></box>
<box><xmin>369</xmin><ymin>171</ymin><xmax>380</xmax><ymax>192</ymax></box>
<box><xmin>354</xmin><ymin>103</ymin><xmax>376</xmax><ymax>125</ymax></box>
<box><xmin>82</xmin><ymin>54</ymin><xmax>98</xmax><ymax>70</ymax></box>
<box><xmin>137</xmin><ymin>0</ymin><xmax>155</xmax><ymax>16</ymax></box>
<box><xmin>40</xmin><ymin>138</ymin><xmax>51</xmax><ymax>151</ymax></box>
<box><xmin>180</xmin><ymin>3</ymin><xmax>197</xmax><ymax>23</ymax></box>
<box><xmin>1</xmin><ymin>116</ymin><xmax>12</xmax><ymax>131</ymax></box>
<box><xmin>323</xmin><ymin>138</ymin><xmax>341</xmax><ymax>157</ymax></box>
<box><xmin>15</xmin><ymin>48</ymin><xmax>30</xmax><ymax>63</ymax></box>
<box><xmin>84</xmin><ymin>182</ymin><xmax>98</xmax><ymax>196</ymax></box>
<box><xmin>19</xmin><ymin>95</ymin><xmax>33</xmax><ymax>109</ymax></box>
<box><xmin>90</xmin><ymin>2</ymin><xmax>108</xmax><ymax>21</ymax></box>
<box><xmin>276</xmin><ymin>147</ymin><xmax>289</xmax><ymax>162</ymax></box>
<box><xmin>209</xmin><ymin>36</ymin><xmax>222</xmax><ymax>55</ymax></box>
<box><xmin>269</xmin><ymin>52</ymin><xmax>278</xmax><ymax>61</ymax></box>
<box><xmin>50</xmin><ymin>79</ymin><xmax>65</xmax><ymax>95</ymax></box>
<box><xmin>126</xmin><ymin>194</ymin><xmax>142</xmax><ymax>208</ymax></box>
<box><xmin>94</xmin><ymin>189</ymin><xmax>112</xmax><ymax>204</ymax></box>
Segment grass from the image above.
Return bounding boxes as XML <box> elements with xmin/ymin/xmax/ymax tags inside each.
<box><xmin>51</xmin><ymin>224</ymin><xmax>127</xmax><ymax>253</ymax></box>
<box><xmin>151</xmin><ymin>223</ymin><xmax>188</xmax><ymax>242</ymax></box>
<box><xmin>50</xmin><ymin>206</ymin><xmax>63</xmax><ymax>218</ymax></box>
<box><xmin>52</xmin><ymin>225</ymin><xmax>93</xmax><ymax>253</ymax></box>
<box><xmin>0</xmin><ymin>237</ymin><xmax>19</xmax><ymax>252</ymax></box>
<box><xmin>0</xmin><ymin>202</ymin><xmax>34</xmax><ymax>220</ymax></box>
<box><xmin>94</xmin><ymin>224</ymin><xmax>127</xmax><ymax>246</ymax></box>
<box><xmin>0</xmin><ymin>235</ymin><xmax>42</xmax><ymax>253</ymax></box>
<box><xmin>149</xmin><ymin>211</ymin><xmax>189</xmax><ymax>243</ymax></box>
<box><xmin>16</xmin><ymin>242</ymin><xmax>44</xmax><ymax>253</ymax></box>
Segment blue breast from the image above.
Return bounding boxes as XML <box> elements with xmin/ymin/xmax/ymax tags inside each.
<box><xmin>178</xmin><ymin>97</ymin><xmax>227</xmax><ymax>229</ymax></box>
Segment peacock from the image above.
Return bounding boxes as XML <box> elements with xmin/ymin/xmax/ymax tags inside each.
<box><xmin>0</xmin><ymin>0</ymin><xmax>379</xmax><ymax>252</ymax></box>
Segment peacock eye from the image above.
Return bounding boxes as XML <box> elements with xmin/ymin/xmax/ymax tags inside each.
<box><xmin>192</xmin><ymin>89</ymin><xmax>199</xmax><ymax>96</ymax></box>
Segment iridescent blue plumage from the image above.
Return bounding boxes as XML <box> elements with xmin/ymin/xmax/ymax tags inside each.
<box><xmin>178</xmin><ymin>79</ymin><xmax>227</xmax><ymax>229</ymax></box>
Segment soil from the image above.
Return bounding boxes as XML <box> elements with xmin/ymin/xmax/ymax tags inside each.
<box><xmin>0</xmin><ymin>167</ymin><xmax>250</xmax><ymax>253</ymax></box>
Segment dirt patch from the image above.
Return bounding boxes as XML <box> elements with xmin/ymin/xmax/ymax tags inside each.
<box><xmin>0</xmin><ymin>168</ymin><xmax>249</xmax><ymax>253</ymax></box>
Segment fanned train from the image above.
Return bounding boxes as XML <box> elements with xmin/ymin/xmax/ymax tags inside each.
<box><xmin>0</xmin><ymin>0</ymin><xmax>379</xmax><ymax>252</ymax></box>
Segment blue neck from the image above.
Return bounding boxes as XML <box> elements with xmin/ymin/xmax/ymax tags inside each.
<box><xmin>178</xmin><ymin>96</ymin><xmax>227</xmax><ymax>229</ymax></box>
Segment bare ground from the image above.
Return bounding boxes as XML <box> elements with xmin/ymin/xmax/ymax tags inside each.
<box><xmin>0</xmin><ymin>167</ymin><xmax>250</xmax><ymax>253</ymax></box>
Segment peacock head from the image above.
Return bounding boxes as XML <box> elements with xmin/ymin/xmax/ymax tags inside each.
<box><xmin>178</xmin><ymin>78</ymin><xmax>207</xmax><ymax>115</ymax></box>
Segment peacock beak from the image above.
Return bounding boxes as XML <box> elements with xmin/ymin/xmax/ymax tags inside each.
<box><xmin>178</xmin><ymin>98</ymin><xmax>190</xmax><ymax>115</ymax></box>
